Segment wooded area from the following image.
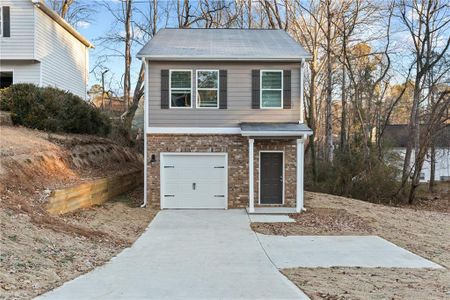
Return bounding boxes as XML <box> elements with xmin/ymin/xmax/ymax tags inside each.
<box><xmin>50</xmin><ymin>0</ymin><xmax>449</xmax><ymax>205</ymax></box>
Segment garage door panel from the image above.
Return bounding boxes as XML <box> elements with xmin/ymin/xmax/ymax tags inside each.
<box><xmin>161</xmin><ymin>154</ymin><xmax>227</xmax><ymax>209</ymax></box>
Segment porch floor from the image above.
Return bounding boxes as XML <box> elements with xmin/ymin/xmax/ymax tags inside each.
<box><xmin>246</xmin><ymin>207</ymin><xmax>297</xmax><ymax>215</ymax></box>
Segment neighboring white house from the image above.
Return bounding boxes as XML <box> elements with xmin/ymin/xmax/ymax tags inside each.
<box><xmin>0</xmin><ymin>0</ymin><xmax>93</xmax><ymax>99</ymax></box>
<box><xmin>384</xmin><ymin>125</ymin><xmax>450</xmax><ymax>183</ymax></box>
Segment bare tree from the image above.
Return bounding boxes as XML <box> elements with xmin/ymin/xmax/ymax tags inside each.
<box><xmin>397</xmin><ymin>0</ymin><xmax>450</xmax><ymax>203</ymax></box>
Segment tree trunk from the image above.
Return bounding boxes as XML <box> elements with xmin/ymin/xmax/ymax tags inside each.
<box><xmin>123</xmin><ymin>0</ymin><xmax>132</xmax><ymax>111</ymax></box>
<box><xmin>123</xmin><ymin>64</ymin><xmax>144</xmax><ymax>130</ymax></box>
<box><xmin>401</xmin><ymin>82</ymin><xmax>421</xmax><ymax>189</ymax></box>
<box><xmin>429</xmin><ymin>141</ymin><xmax>435</xmax><ymax>193</ymax></box>
<box><xmin>340</xmin><ymin>58</ymin><xmax>347</xmax><ymax>152</ymax></box>
<box><xmin>325</xmin><ymin>0</ymin><xmax>333</xmax><ymax>162</ymax></box>
<box><xmin>309</xmin><ymin>59</ymin><xmax>318</xmax><ymax>184</ymax></box>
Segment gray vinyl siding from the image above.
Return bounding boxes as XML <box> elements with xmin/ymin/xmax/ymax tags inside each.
<box><xmin>148</xmin><ymin>61</ymin><xmax>301</xmax><ymax>127</ymax></box>
<box><xmin>0</xmin><ymin>60</ymin><xmax>40</xmax><ymax>84</ymax></box>
<box><xmin>34</xmin><ymin>7</ymin><xmax>88</xmax><ymax>99</ymax></box>
<box><xmin>0</xmin><ymin>0</ymin><xmax>34</xmax><ymax>59</ymax></box>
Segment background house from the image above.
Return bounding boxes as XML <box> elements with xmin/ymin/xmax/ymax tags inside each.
<box><xmin>384</xmin><ymin>124</ymin><xmax>450</xmax><ymax>182</ymax></box>
<box><xmin>0</xmin><ymin>0</ymin><xmax>93</xmax><ymax>99</ymax></box>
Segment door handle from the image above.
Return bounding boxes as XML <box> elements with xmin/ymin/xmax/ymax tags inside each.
<box><xmin>280</xmin><ymin>176</ymin><xmax>283</xmax><ymax>182</ymax></box>
<box><xmin>192</xmin><ymin>183</ymin><xmax>196</xmax><ymax>190</ymax></box>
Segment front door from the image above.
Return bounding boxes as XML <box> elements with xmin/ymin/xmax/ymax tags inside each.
<box><xmin>260</xmin><ymin>152</ymin><xmax>283</xmax><ymax>204</ymax></box>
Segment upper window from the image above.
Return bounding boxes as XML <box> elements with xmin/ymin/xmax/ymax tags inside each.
<box><xmin>170</xmin><ymin>70</ymin><xmax>192</xmax><ymax>108</ymax></box>
<box><xmin>196</xmin><ymin>70</ymin><xmax>219</xmax><ymax>108</ymax></box>
<box><xmin>261</xmin><ymin>71</ymin><xmax>283</xmax><ymax>108</ymax></box>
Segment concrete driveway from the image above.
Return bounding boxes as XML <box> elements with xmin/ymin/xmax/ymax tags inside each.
<box><xmin>37</xmin><ymin>210</ymin><xmax>308</xmax><ymax>300</ymax></box>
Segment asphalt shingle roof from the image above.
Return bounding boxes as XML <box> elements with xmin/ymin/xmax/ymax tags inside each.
<box><xmin>137</xmin><ymin>28</ymin><xmax>311</xmax><ymax>61</ymax></box>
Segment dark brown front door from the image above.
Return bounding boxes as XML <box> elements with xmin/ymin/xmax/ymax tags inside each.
<box><xmin>260</xmin><ymin>152</ymin><xmax>283</xmax><ymax>204</ymax></box>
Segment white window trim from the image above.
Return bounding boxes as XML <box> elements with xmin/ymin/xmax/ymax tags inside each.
<box><xmin>258</xmin><ymin>150</ymin><xmax>285</xmax><ymax>205</ymax></box>
<box><xmin>169</xmin><ymin>69</ymin><xmax>193</xmax><ymax>109</ymax></box>
<box><xmin>196</xmin><ymin>69</ymin><xmax>219</xmax><ymax>109</ymax></box>
<box><xmin>260</xmin><ymin>70</ymin><xmax>283</xmax><ymax>109</ymax></box>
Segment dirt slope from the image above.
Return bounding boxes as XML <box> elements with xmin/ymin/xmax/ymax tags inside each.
<box><xmin>0</xmin><ymin>126</ymin><xmax>156</xmax><ymax>300</ymax></box>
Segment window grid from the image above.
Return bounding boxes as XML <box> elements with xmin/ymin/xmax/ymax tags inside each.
<box><xmin>169</xmin><ymin>70</ymin><xmax>193</xmax><ymax>109</ymax></box>
<box><xmin>260</xmin><ymin>70</ymin><xmax>283</xmax><ymax>109</ymax></box>
<box><xmin>196</xmin><ymin>70</ymin><xmax>219</xmax><ymax>109</ymax></box>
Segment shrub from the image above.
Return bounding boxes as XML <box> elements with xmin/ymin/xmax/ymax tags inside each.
<box><xmin>0</xmin><ymin>84</ymin><xmax>110</xmax><ymax>136</ymax></box>
<box><xmin>306</xmin><ymin>146</ymin><xmax>403</xmax><ymax>204</ymax></box>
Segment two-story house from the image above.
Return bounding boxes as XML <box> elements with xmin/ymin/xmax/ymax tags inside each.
<box><xmin>0</xmin><ymin>0</ymin><xmax>92</xmax><ymax>99</ymax></box>
<box><xmin>137</xmin><ymin>28</ymin><xmax>312</xmax><ymax>212</ymax></box>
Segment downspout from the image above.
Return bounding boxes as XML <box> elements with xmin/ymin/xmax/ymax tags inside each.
<box><xmin>141</xmin><ymin>59</ymin><xmax>149</xmax><ymax>208</ymax></box>
<box><xmin>299</xmin><ymin>59</ymin><xmax>305</xmax><ymax>123</ymax></box>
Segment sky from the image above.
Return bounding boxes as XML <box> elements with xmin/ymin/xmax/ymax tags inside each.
<box><xmin>67</xmin><ymin>0</ymin><xmax>449</xmax><ymax>97</ymax></box>
<box><xmin>71</xmin><ymin>0</ymin><xmax>163</xmax><ymax>95</ymax></box>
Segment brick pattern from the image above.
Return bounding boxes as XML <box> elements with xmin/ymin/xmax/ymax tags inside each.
<box><xmin>147</xmin><ymin>134</ymin><xmax>298</xmax><ymax>209</ymax></box>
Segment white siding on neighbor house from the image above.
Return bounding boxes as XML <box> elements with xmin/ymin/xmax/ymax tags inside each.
<box><xmin>0</xmin><ymin>60</ymin><xmax>40</xmax><ymax>84</ymax></box>
<box><xmin>34</xmin><ymin>8</ymin><xmax>88</xmax><ymax>99</ymax></box>
<box><xmin>0</xmin><ymin>0</ymin><xmax>35</xmax><ymax>59</ymax></box>
<box><xmin>393</xmin><ymin>148</ymin><xmax>450</xmax><ymax>182</ymax></box>
<box><xmin>147</xmin><ymin>61</ymin><xmax>302</xmax><ymax>127</ymax></box>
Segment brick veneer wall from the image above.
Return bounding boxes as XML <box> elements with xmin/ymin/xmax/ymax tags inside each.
<box><xmin>147</xmin><ymin>134</ymin><xmax>297</xmax><ymax>209</ymax></box>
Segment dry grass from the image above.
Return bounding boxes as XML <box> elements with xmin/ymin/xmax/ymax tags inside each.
<box><xmin>282</xmin><ymin>267</ymin><xmax>450</xmax><ymax>300</ymax></box>
<box><xmin>252</xmin><ymin>192</ymin><xmax>450</xmax><ymax>299</ymax></box>
<box><xmin>0</xmin><ymin>187</ymin><xmax>157</xmax><ymax>300</ymax></box>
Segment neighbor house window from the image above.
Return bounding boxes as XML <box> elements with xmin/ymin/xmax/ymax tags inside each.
<box><xmin>0</xmin><ymin>71</ymin><xmax>13</xmax><ymax>89</ymax></box>
<box><xmin>196</xmin><ymin>70</ymin><xmax>219</xmax><ymax>108</ymax></box>
<box><xmin>0</xmin><ymin>7</ymin><xmax>2</xmax><ymax>37</ymax></box>
<box><xmin>170</xmin><ymin>70</ymin><xmax>192</xmax><ymax>108</ymax></box>
<box><xmin>261</xmin><ymin>70</ymin><xmax>283</xmax><ymax>108</ymax></box>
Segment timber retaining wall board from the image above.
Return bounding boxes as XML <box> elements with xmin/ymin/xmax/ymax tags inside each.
<box><xmin>46</xmin><ymin>169</ymin><xmax>143</xmax><ymax>214</ymax></box>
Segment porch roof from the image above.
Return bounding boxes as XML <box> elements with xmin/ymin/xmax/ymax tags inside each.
<box><xmin>240</xmin><ymin>122</ymin><xmax>313</xmax><ymax>137</ymax></box>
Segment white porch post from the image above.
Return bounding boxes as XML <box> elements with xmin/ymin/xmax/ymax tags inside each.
<box><xmin>296</xmin><ymin>137</ymin><xmax>305</xmax><ymax>212</ymax></box>
<box><xmin>248</xmin><ymin>138</ymin><xmax>255</xmax><ymax>213</ymax></box>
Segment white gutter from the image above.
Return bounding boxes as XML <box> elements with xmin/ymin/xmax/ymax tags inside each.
<box><xmin>141</xmin><ymin>59</ymin><xmax>149</xmax><ymax>208</ymax></box>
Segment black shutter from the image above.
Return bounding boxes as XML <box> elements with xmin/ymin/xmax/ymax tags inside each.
<box><xmin>3</xmin><ymin>6</ymin><xmax>10</xmax><ymax>37</ymax></box>
<box><xmin>219</xmin><ymin>70</ymin><xmax>227</xmax><ymax>109</ymax></box>
<box><xmin>283</xmin><ymin>70</ymin><xmax>291</xmax><ymax>109</ymax></box>
<box><xmin>251</xmin><ymin>70</ymin><xmax>260</xmax><ymax>109</ymax></box>
<box><xmin>161</xmin><ymin>69</ymin><xmax>169</xmax><ymax>109</ymax></box>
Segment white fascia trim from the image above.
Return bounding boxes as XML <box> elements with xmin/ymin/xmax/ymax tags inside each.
<box><xmin>241</xmin><ymin>131</ymin><xmax>313</xmax><ymax>136</ymax></box>
<box><xmin>147</xmin><ymin>127</ymin><xmax>241</xmax><ymax>134</ymax></box>
<box><xmin>136</xmin><ymin>55</ymin><xmax>312</xmax><ymax>61</ymax></box>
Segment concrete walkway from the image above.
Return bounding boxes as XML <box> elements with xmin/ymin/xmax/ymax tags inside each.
<box><xmin>257</xmin><ymin>235</ymin><xmax>443</xmax><ymax>269</ymax></box>
<box><xmin>37</xmin><ymin>210</ymin><xmax>308</xmax><ymax>300</ymax></box>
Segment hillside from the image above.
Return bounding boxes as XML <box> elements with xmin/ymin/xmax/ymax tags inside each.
<box><xmin>0</xmin><ymin>125</ymin><xmax>156</xmax><ymax>300</ymax></box>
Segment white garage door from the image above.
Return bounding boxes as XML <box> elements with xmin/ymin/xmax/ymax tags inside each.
<box><xmin>161</xmin><ymin>153</ymin><xmax>227</xmax><ymax>209</ymax></box>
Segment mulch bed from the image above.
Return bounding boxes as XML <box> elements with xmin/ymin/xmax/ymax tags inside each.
<box><xmin>251</xmin><ymin>207</ymin><xmax>374</xmax><ymax>236</ymax></box>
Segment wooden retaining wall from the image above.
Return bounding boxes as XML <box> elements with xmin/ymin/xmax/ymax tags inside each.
<box><xmin>46</xmin><ymin>169</ymin><xmax>143</xmax><ymax>214</ymax></box>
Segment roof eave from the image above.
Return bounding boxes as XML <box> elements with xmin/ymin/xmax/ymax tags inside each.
<box><xmin>136</xmin><ymin>55</ymin><xmax>312</xmax><ymax>61</ymax></box>
<box><xmin>31</xmin><ymin>0</ymin><xmax>94</xmax><ymax>49</ymax></box>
